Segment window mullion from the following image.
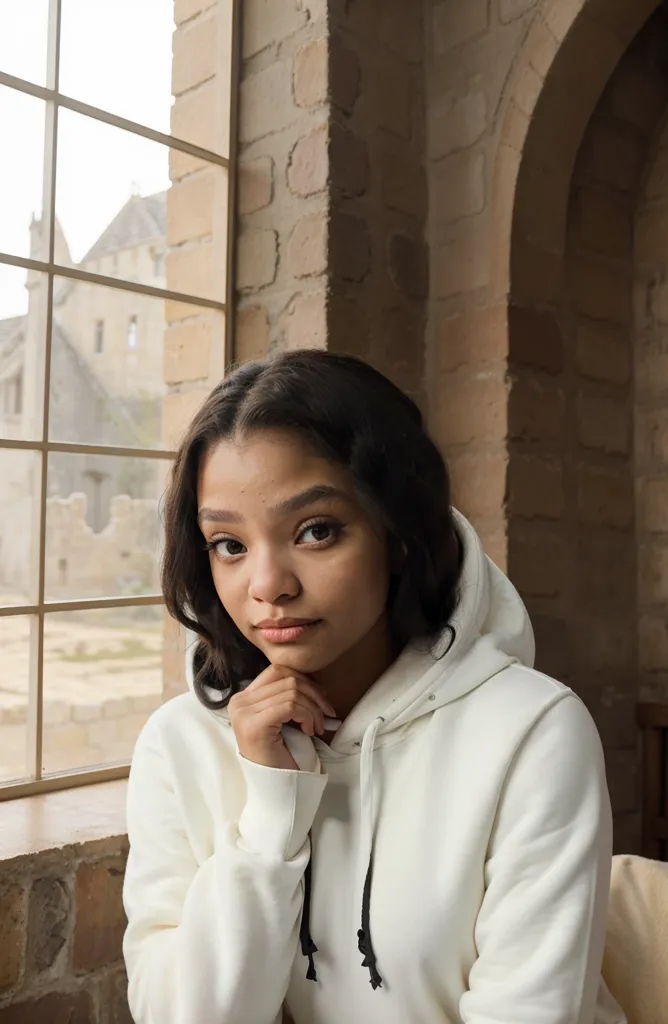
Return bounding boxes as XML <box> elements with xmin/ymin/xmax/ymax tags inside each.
<box><xmin>27</xmin><ymin>0</ymin><xmax>62</xmax><ymax>783</ymax></box>
<box><xmin>224</xmin><ymin>0</ymin><xmax>242</xmax><ymax>371</ymax></box>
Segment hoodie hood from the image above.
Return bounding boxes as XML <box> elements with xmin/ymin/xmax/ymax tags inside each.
<box><xmin>185</xmin><ymin>509</ymin><xmax>535</xmax><ymax>747</ymax></box>
<box><xmin>326</xmin><ymin>510</ymin><xmax>534</xmax><ymax>748</ymax></box>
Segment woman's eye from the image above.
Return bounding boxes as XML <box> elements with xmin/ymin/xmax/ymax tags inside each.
<box><xmin>299</xmin><ymin>521</ymin><xmax>336</xmax><ymax>544</ymax></box>
<box><xmin>215</xmin><ymin>538</ymin><xmax>246</xmax><ymax>558</ymax></box>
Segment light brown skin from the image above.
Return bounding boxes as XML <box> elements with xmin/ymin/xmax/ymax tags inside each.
<box><xmin>197</xmin><ymin>428</ymin><xmax>396</xmax><ymax>771</ymax></box>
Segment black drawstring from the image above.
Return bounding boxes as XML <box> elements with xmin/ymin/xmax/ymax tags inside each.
<box><xmin>300</xmin><ymin>849</ymin><xmax>383</xmax><ymax>990</ymax></box>
<box><xmin>299</xmin><ymin>854</ymin><xmax>318</xmax><ymax>982</ymax></box>
<box><xmin>357</xmin><ymin>854</ymin><xmax>383</xmax><ymax>990</ymax></box>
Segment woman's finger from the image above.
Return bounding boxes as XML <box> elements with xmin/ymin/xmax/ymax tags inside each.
<box><xmin>253</xmin><ymin>698</ymin><xmax>322</xmax><ymax>737</ymax></box>
<box><xmin>241</xmin><ymin>673</ymin><xmax>336</xmax><ymax>718</ymax></box>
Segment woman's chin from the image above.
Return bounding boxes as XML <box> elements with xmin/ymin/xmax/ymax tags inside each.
<box><xmin>261</xmin><ymin>643</ymin><xmax>334</xmax><ymax>676</ymax></box>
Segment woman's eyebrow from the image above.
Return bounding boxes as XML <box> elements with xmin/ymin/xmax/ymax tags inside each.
<box><xmin>197</xmin><ymin>484</ymin><xmax>348</xmax><ymax>526</ymax></box>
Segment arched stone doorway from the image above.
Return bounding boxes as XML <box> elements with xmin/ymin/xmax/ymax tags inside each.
<box><xmin>493</xmin><ymin>0</ymin><xmax>668</xmax><ymax>851</ymax></box>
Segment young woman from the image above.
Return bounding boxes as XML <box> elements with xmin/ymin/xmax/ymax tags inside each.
<box><xmin>123</xmin><ymin>350</ymin><xmax>625</xmax><ymax>1024</ymax></box>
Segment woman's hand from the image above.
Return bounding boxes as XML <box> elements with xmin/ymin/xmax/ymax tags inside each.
<box><xmin>228</xmin><ymin>664</ymin><xmax>336</xmax><ymax>770</ymax></box>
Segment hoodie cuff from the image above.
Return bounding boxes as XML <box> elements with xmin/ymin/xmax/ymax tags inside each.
<box><xmin>237</xmin><ymin>755</ymin><xmax>328</xmax><ymax>862</ymax></box>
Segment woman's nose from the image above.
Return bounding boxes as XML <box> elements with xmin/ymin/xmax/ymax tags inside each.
<box><xmin>247</xmin><ymin>548</ymin><xmax>300</xmax><ymax>604</ymax></box>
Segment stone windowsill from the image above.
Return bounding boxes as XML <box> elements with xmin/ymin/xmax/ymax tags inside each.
<box><xmin>0</xmin><ymin>779</ymin><xmax>128</xmax><ymax>865</ymax></box>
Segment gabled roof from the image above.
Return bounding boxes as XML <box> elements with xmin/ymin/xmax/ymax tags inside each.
<box><xmin>82</xmin><ymin>191</ymin><xmax>167</xmax><ymax>263</ymax></box>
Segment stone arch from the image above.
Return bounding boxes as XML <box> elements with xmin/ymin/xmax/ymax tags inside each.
<box><xmin>492</xmin><ymin>0</ymin><xmax>668</xmax><ymax>852</ymax></box>
<box><xmin>492</xmin><ymin>0</ymin><xmax>662</xmax><ymax>303</ymax></box>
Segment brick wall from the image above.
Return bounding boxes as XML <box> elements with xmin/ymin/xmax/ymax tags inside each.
<box><xmin>234</xmin><ymin>0</ymin><xmax>330</xmax><ymax>360</ymax></box>
<box><xmin>326</xmin><ymin>0</ymin><xmax>427</xmax><ymax>402</ymax></box>
<box><xmin>0</xmin><ymin>838</ymin><xmax>129</xmax><ymax>1023</ymax></box>
<box><xmin>423</xmin><ymin>0</ymin><xmax>543</xmax><ymax>567</ymax></box>
<box><xmin>166</xmin><ymin>0</ymin><xmax>231</xmax><ymax>428</ymax></box>
<box><xmin>234</xmin><ymin>0</ymin><xmax>428</xmax><ymax>402</ymax></box>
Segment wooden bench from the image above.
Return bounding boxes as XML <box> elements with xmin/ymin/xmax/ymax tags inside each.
<box><xmin>637</xmin><ymin>703</ymin><xmax>668</xmax><ymax>862</ymax></box>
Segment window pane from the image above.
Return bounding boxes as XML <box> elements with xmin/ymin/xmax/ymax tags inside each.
<box><xmin>60</xmin><ymin>0</ymin><xmax>232</xmax><ymax>159</ymax></box>
<box><xmin>0</xmin><ymin>450</ymin><xmax>40</xmax><ymax>607</ymax></box>
<box><xmin>60</xmin><ymin>0</ymin><xmax>174</xmax><ymax>138</ymax></box>
<box><xmin>48</xmin><ymin>276</ymin><xmax>224</xmax><ymax>449</ymax></box>
<box><xmin>42</xmin><ymin>605</ymin><xmax>163</xmax><ymax>774</ymax></box>
<box><xmin>49</xmin><ymin>279</ymin><xmax>162</xmax><ymax>448</ymax></box>
<box><xmin>45</xmin><ymin>453</ymin><xmax>168</xmax><ymax>602</ymax></box>
<box><xmin>0</xmin><ymin>86</ymin><xmax>47</xmax><ymax>261</ymax></box>
<box><xmin>0</xmin><ymin>266</ymin><xmax>48</xmax><ymax>441</ymax></box>
<box><xmin>56</xmin><ymin>109</ymin><xmax>228</xmax><ymax>303</ymax></box>
<box><xmin>0</xmin><ymin>614</ymin><xmax>31</xmax><ymax>783</ymax></box>
<box><xmin>0</xmin><ymin>0</ymin><xmax>49</xmax><ymax>87</ymax></box>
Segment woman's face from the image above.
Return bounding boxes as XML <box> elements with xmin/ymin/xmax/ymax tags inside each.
<box><xmin>197</xmin><ymin>428</ymin><xmax>391</xmax><ymax>677</ymax></box>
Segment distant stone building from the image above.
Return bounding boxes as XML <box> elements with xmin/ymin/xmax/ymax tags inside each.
<box><xmin>0</xmin><ymin>193</ymin><xmax>168</xmax><ymax>600</ymax></box>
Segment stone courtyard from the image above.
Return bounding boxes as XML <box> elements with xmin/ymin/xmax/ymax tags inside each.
<box><xmin>0</xmin><ymin>610</ymin><xmax>162</xmax><ymax>782</ymax></box>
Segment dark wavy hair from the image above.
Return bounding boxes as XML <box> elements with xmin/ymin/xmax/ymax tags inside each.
<box><xmin>162</xmin><ymin>349</ymin><xmax>462</xmax><ymax>708</ymax></box>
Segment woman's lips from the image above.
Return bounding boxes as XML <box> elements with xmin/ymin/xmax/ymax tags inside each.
<box><xmin>255</xmin><ymin>620</ymin><xmax>320</xmax><ymax>643</ymax></box>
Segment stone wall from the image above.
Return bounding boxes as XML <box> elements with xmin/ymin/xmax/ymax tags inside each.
<box><xmin>327</xmin><ymin>0</ymin><xmax>427</xmax><ymax>402</ymax></box>
<box><xmin>0</xmin><ymin>837</ymin><xmax>130</xmax><ymax>1023</ymax></box>
<box><xmin>163</xmin><ymin>0</ymin><xmax>233</xmax><ymax>448</ymax></box>
<box><xmin>546</xmin><ymin>17</ymin><xmax>668</xmax><ymax>850</ymax></box>
<box><xmin>234</xmin><ymin>0</ymin><xmax>428</xmax><ymax>402</ymax></box>
<box><xmin>234</xmin><ymin>0</ymin><xmax>330</xmax><ymax>359</ymax></box>
<box><xmin>1</xmin><ymin>493</ymin><xmax>161</xmax><ymax>602</ymax></box>
<box><xmin>635</xmin><ymin>103</ymin><xmax>668</xmax><ymax>702</ymax></box>
<box><xmin>423</xmin><ymin>0</ymin><xmax>544</xmax><ymax>567</ymax></box>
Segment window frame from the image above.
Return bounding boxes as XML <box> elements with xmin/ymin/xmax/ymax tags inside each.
<box><xmin>0</xmin><ymin>0</ymin><xmax>241</xmax><ymax>800</ymax></box>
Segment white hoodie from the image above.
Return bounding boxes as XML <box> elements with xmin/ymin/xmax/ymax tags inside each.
<box><xmin>123</xmin><ymin>513</ymin><xmax>626</xmax><ymax>1024</ymax></box>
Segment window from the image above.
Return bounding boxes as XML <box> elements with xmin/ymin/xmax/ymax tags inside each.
<box><xmin>94</xmin><ymin>319</ymin><xmax>104</xmax><ymax>353</ymax></box>
<box><xmin>0</xmin><ymin>0</ymin><xmax>238</xmax><ymax>799</ymax></box>
<box><xmin>127</xmin><ymin>315</ymin><xmax>138</xmax><ymax>350</ymax></box>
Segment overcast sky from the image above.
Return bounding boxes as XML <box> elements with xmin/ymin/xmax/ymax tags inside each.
<box><xmin>0</xmin><ymin>0</ymin><xmax>174</xmax><ymax>319</ymax></box>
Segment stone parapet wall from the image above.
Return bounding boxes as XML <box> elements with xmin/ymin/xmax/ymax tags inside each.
<box><xmin>1</xmin><ymin>493</ymin><xmax>161</xmax><ymax>604</ymax></box>
<box><xmin>0</xmin><ymin>835</ymin><xmax>130</xmax><ymax>1023</ymax></box>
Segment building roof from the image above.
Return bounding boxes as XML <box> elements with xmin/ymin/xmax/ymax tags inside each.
<box><xmin>82</xmin><ymin>191</ymin><xmax>167</xmax><ymax>263</ymax></box>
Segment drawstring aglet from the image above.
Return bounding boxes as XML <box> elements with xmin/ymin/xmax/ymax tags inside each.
<box><xmin>300</xmin><ymin>853</ymin><xmax>319</xmax><ymax>982</ymax></box>
<box><xmin>302</xmin><ymin>935</ymin><xmax>318</xmax><ymax>982</ymax></box>
<box><xmin>357</xmin><ymin>927</ymin><xmax>383</xmax><ymax>990</ymax></box>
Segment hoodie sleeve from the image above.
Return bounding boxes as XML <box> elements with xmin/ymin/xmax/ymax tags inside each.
<box><xmin>459</xmin><ymin>693</ymin><xmax>614</xmax><ymax>1024</ymax></box>
<box><xmin>123</xmin><ymin>716</ymin><xmax>328</xmax><ymax>1024</ymax></box>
